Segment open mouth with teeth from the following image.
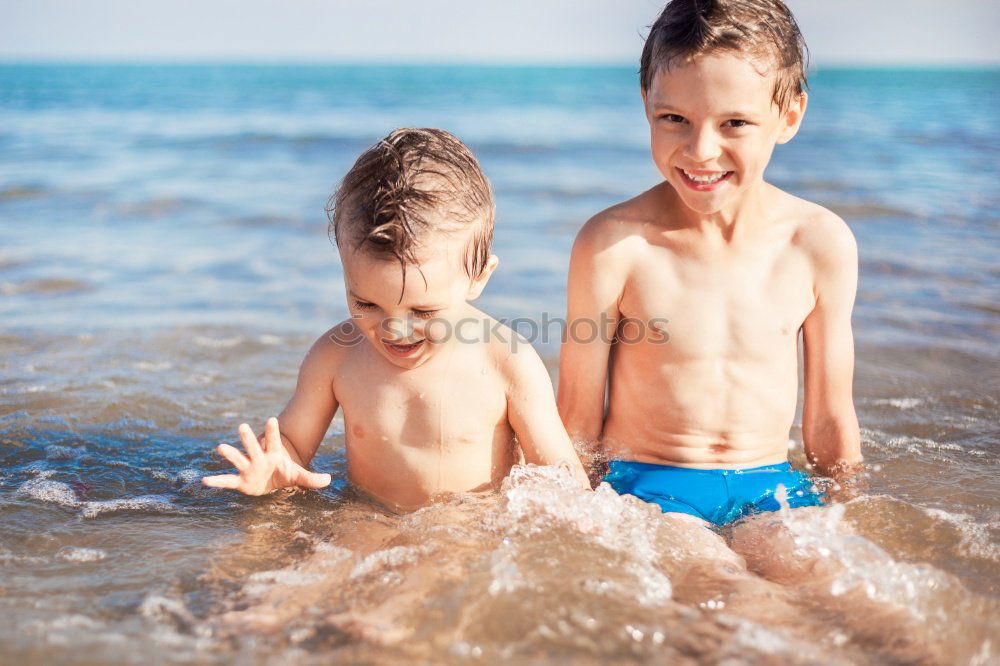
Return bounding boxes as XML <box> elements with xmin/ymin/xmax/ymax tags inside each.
<box><xmin>382</xmin><ymin>339</ymin><xmax>425</xmax><ymax>358</ymax></box>
<box><xmin>677</xmin><ymin>168</ymin><xmax>733</xmax><ymax>191</ymax></box>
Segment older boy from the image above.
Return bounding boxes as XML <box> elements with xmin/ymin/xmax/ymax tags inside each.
<box><xmin>204</xmin><ymin>128</ymin><xmax>588</xmax><ymax>510</ymax></box>
<box><xmin>558</xmin><ymin>0</ymin><xmax>862</xmax><ymax>527</ymax></box>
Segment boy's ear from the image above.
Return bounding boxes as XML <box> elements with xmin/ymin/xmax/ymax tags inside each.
<box><xmin>776</xmin><ymin>91</ymin><xmax>808</xmax><ymax>145</ymax></box>
<box><xmin>466</xmin><ymin>254</ymin><xmax>499</xmax><ymax>301</ymax></box>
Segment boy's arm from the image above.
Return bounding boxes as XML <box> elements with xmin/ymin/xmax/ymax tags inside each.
<box><xmin>203</xmin><ymin>326</ymin><xmax>344</xmax><ymax>495</ymax></box>
<box><xmin>272</xmin><ymin>327</ymin><xmax>344</xmax><ymax>468</ymax></box>
<box><xmin>801</xmin><ymin>213</ymin><xmax>863</xmax><ymax>479</ymax></box>
<box><xmin>504</xmin><ymin>337</ymin><xmax>591</xmax><ymax>489</ymax></box>
<box><xmin>556</xmin><ymin>216</ymin><xmax>628</xmax><ymax>446</ymax></box>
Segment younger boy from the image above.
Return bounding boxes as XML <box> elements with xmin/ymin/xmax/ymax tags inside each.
<box><xmin>558</xmin><ymin>0</ymin><xmax>862</xmax><ymax>527</ymax></box>
<box><xmin>204</xmin><ymin>128</ymin><xmax>589</xmax><ymax>510</ymax></box>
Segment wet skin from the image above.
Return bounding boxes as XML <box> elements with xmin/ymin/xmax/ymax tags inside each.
<box><xmin>205</xmin><ymin>223</ymin><xmax>589</xmax><ymax>509</ymax></box>
<box><xmin>558</xmin><ymin>53</ymin><xmax>862</xmax><ymax>476</ymax></box>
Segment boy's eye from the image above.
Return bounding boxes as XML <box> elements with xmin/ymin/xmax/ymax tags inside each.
<box><xmin>353</xmin><ymin>300</ymin><xmax>378</xmax><ymax>311</ymax></box>
<box><xmin>725</xmin><ymin>119</ymin><xmax>750</xmax><ymax>128</ymax></box>
<box><xmin>660</xmin><ymin>114</ymin><xmax>686</xmax><ymax>124</ymax></box>
<box><xmin>412</xmin><ymin>309</ymin><xmax>439</xmax><ymax>320</ymax></box>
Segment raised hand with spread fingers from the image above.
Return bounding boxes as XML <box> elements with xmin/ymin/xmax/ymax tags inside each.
<box><xmin>202</xmin><ymin>417</ymin><xmax>331</xmax><ymax>495</ymax></box>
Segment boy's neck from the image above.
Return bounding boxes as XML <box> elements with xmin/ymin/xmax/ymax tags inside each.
<box><xmin>666</xmin><ymin>179</ymin><xmax>772</xmax><ymax>242</ymax></box>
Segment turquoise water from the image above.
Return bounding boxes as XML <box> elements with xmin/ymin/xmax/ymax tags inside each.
<box><xmin>0</xmin><ymin>65</ymin><xmax>997</xmax><ymax>664</ymax></box>
<box><xmin>1</xmin><ymin>65</ymin><xmax>997</xmax><ymax>350</ymax></box>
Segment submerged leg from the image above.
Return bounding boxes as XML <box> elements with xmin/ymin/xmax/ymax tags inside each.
<box><xmin>728</xmin><ymin>506</ymin><xmax>976</xmax><ymax>665</ymax></box>
<box><xmin>652</xmin><ymin>512</ymin><xmax>817</xmax><ymax>629</ymax></box>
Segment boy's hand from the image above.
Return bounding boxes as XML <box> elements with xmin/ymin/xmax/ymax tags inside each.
<box><xmin>202</xmin><ymin>418</ymin><xmax>331</xmax><ymax>496</ymax></box>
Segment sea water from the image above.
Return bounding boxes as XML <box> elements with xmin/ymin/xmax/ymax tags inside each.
<box><xmin>0</xmin><ymin>64</ymin><xmax>997</xmax><ymax>664</ymax></box>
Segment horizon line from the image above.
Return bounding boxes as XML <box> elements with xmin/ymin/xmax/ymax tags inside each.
<box><xmin>1</xmin><ymin>57</ymin><xmax>998</xmax><ymax>69</ymax></box>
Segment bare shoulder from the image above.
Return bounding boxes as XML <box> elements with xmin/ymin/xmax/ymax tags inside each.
<box><xmin>784</xmin><ymin>193</ymin><xmax>858</xmax><ymax>269</ymax></box>
<box><xmin>474</xmin><ymin>311</ymin><xmax>551</xmax><ymax>393</ymax></box>
<box><xmin>302</xmin><ymin>319</ymin><xmax>361</xmax><ymax>372</ymax></box>
<box><xmin>574</xmin><ymin>186</ymin><xmax>664</xmax><ymax>257</ymax></box>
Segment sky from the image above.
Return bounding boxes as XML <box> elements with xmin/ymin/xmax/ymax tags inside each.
<box><xmin>1</xmin><ymin>0</ymin><xmax>998</xmax><ymax>66</ymax></box>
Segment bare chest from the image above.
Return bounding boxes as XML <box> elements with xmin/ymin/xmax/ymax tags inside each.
<box><xmin>334</xmin><ymin>345</ymin><xmax>510</xmax><ymax>450</ymax></box>
<box><xmin>620</xmin><ymin>242</ymin><xmax>815</xmax><ymax>361</ymax></box>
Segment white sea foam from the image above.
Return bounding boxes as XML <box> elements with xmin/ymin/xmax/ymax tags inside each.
<box><xmin>59</xmin><ymin>547</ymin><xmax>108</xmax><ymax>562</ymax></box>
<box><xmin>487</xmin><ymin>540</ymin><xmax>525</xmax><ymax>596</ymax></box>
<box><xmin>496</xmin><ymin>464</ymin><xmax>673</xmax><ymax>606</ymax></box>
<box><xmin>132</xmin><ymin>360</ymin><xmax>172</xmax><ymax>372</ymax></box>
<box><xmin>776</xmin><ymin>502</ymin><xmax>954</xmax><ymax>622</ymax></box>
<box><xmin>872</xmin><ymin>397</ymin><xmax>923</xmax><ymax>409</ymax></box>
<box><xmin>138</xmin><ymin>592</ymin><xmax>217</xmax><ymax>654</ymax></box>
<box><xmin>175</xmin><ymin>468</ymin><xmax>201</xmax><ymax>484</ymax></box>
<box><xmin>194</xmin><ymin>335</ymin><xmax>243</xmax><ymax>348</ymax></box>
<box><xmin>16</xmin><ymin>471</ymin><xmax>80</xmax><ymax>508</ymax></box>
<box><xmin>80</xmin><ymin>495</ymin><xmax>174</xmax><ymax>519</ymax></box>
<box><xmin>867</xmin><ymin>429</ymin><xmax>988</xmax><ymax>458</ymax></box>
<box><xmin>44</xmin><ymin>444</ymin><xmax>83</xmax><ymax>460</ymax></box>
<box><xmin>47</xmin><ymin>614</ymin><xmax>105</xmax><ymax>631</ymax></box>
<box><xmin>248</xmin><ymin>569</ymin><xmax>324</xmax><ymax>586</ymax></box>
<box><xmin>923</xmin><ymin>507</ymin><xmax>1000</xmax><ymax>561</ymax></box>
<box><xmin>140</xmin><ymin>594</ymin><xmax>197</xmax><ymax>629</ymax></box>
<box><xmin>313</xmin><ymin>542</ymin><xmax>353</xmax><ymax>565</ymax></box>
<box><xmin>241</xmin><ymin>542</ymin><xmax>353</xmax><ymax>597</ymax></box>
<box><xmin>720</xmin><ymin>615</ymin><xmax>833</xmax><ymax>664</ymax></box>
<box><xmin>26</xmin><ymin>613</ymin><xmax>121</xmax><ymax>648</ymax></box>
<box><xmin>349</xmin><ymin>545</ymin><xmax>427</xmax><ymax>580</ymax></box>
<box><xmin>17</xmin><ymin>471</ymin><xmax>177</xmax><ymax>519</ymax></box>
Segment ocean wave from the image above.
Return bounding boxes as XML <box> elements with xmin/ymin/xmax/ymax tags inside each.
<box><xmin>45</xmin><ymin>444</ymin><xmax>85</xmax><ymax>460</ymax></box>
<box><xmin>58</xmin><ymin>546</ymin><xmax>108</xmax><ymax>562</ymax></box>
<box><xmin>922</xmin><ymin>508</ymin><xmax>1000</xmax><ymax>562</ymax></box>
<box><xmin>869</xmin><ymin>431</ymin><xmax>988</xmax><ymax>458</ymax></box>
<box><xmin>14</xmin><ymin>471</ymin><xmax>178</xmax><ymax>518</ymax></box>
<box><xmin>825</xmin><ymin>201</ymin><xmax>915</xmax><ymax>219</ymax></box>
<box><xmin>79</xmin><ymin>495</ymin><xmax>175</xmax><ymax>519</ymax></box>
<box><xmin>0</xmin><ymin>277</ymin><xmax>92</xmax><ymax>296</ymax></box>
<box><xmin>131</xmin><ymin>360</ymin><xmax>173</xmax><ymax>372</ymax></box>
<box><xmin>868</xmin><ymin>397</ymin><xmax>924</xmax><ymax>410</ymax></box>
<box><xmin>135</xmin><ymin>131</ymin><xmax>370</xmax><ymax>154</ymax></box>
<box><xmin>499</xmin><ymin>183</ymin><xmax>631</xmax><ymax>201</ymax></box>
<box><xmin>15</xmin><ymin>471</ymin><xmax>80</xmax><ymax>508</ymax></box>
<box><xmin>0</xmin><ymin>184</ymin><xmax>50</xmax><ymax>201</ymax></box>
<box><xmin>95</xmin><ymin>196</ymin><xmax>207</xmax><ymax>218</ymax></box>
<box><xmin>194</xmin><ymin>335</ymin><xmax>244</xmax><ymax>349</ymax></box>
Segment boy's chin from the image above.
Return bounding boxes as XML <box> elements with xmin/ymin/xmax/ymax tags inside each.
<box><xmin>672</xmin><ymin>190</ymin><xmax>731</xmax><ymax>214</ymax></box>
<box><xmin>379</xmin><ymin>351</ymin><xmax>431</xmax><ymax>370</ymax></box>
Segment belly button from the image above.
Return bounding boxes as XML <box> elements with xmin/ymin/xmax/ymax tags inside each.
<box><xmin>780</xmin><ymin>325</ymin><xmax>789</xmax><ymax>335</ymax></box>
<box><xmin>710</xmin><ymin>443</ymin><xmax>728</xmax><ymax>454</ymax></box>
<box><xmin>352</xmin><ymin>424</ymin><xmax>365</xmax><ymax>438</ymax></box>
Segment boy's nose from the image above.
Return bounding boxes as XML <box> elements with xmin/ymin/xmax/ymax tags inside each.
<box><xmin>380</xmin><ymin>316</ymin><xmax>417</xmax><ymax>341</ymax></box>
<box><xmin>684</xmin><ymin>127</ymin><xmax>722</xmax><ymax>162</ymax></box>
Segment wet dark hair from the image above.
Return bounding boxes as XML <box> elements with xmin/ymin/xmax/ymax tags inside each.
<box><xmin>327</xmin><ymin>128</ymin><xmax>494</xmax><ymax>283</ymax></box>
<box><xmin>640</xmin><ymin>0</ymin><xmax>809</xmax><ymax>112</ymax></box>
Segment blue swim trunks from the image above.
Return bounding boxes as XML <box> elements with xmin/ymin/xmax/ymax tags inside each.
<box><xmin>603</xmin><ymin>461</ymin><xmax>823</xmax><ymax>528</ymax></box>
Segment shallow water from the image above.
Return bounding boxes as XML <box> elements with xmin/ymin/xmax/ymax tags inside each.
<box><xmin>1</xmin><ymin>65</ymin><xmax>998</xmax><ymax>663</ymax></box>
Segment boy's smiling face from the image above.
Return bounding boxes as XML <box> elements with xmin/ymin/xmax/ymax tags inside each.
<box><xmin>642</xmin><ymin>52</ymin><xmax>806</xmax><ymax>217</ymax></box>
<box><xmin>339</xmin><ymin>222</ymin><xmax>497</xmax><ymax>370</ymax></box>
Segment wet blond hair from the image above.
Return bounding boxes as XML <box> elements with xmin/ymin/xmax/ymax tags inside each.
<box><xmin>640</xmin><ymin>0</ymin><xmax>809</xmax><ymax>112</ymax></box>
<box><xmin>328</xmin><ymin>128</ymin><xmax>494</xmax><ymax>283</ymax></box>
